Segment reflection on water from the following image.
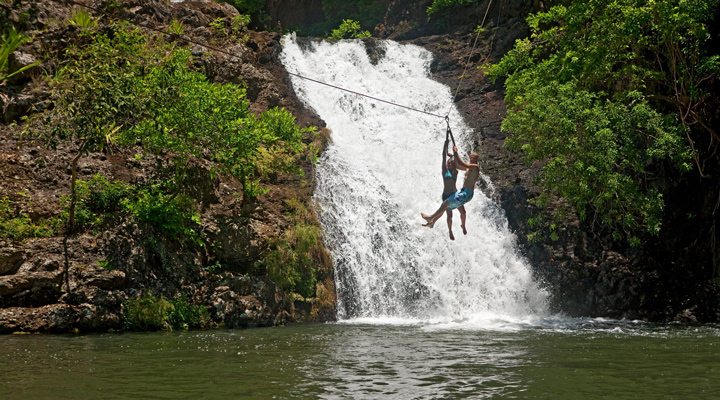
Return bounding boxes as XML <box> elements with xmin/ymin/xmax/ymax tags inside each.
<box><xmin>318</xmin><ymin>326</ymin><xmax>527</xmax><ymax>399</ymax></box>
<box><xmin>1</xmin><ymin>321</ymin><xmax>719</xmax><ymax>399</ymax></box>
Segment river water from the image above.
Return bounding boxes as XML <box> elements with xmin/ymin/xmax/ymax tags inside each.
<box><xmin>2</xmin><ymin>36</ymin><xmax>717</xmax><ymax>400</ymax></box>
<box><xmin>1</xmin><ymin>321</ymin><xmax>719</xmax><ymax>399</ymax></box>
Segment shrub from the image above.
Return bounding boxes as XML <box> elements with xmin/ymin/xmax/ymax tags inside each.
<box><xmin>123</xmin><ymin>294</ymin><xmax>174</xmax><ymax>331</ymax></box>
<box><xmin>320</xmin><ymin>0</ymin><xmax>386</xmax><ymax>35</ymax></box>
<box><xmin>124</xmin><ymin>294</ymin><xmax>210</xmax><ymax>331</ymax></box>
<box><xmin>169</xmin><ymin>296</ymin><xmax>210</xmax><ymax>330</ymax></box>
<box><xmin>167</xmin><ymin>19</ymin><xmax>184</xmax><ymax>36</ymax></box>
<box><xmin>263</xmin><ymin>224</ymin><xmax>323</xmax><ymax>298</ymax></box>
<box><xmin>29</xmin><ymin>22</ymin><xmax>311</xmax><ymax>224</ymax></box>
<box><xmin>124</xmin><ymin>47</ymin><xmax>311</xmax><ymax>199</ymax></box>
<box><xmin>0</xmin><ymin>197</ymin><xmax>57</xmax><ymax>240</ymax></box>
<box><xmin>209</xmin><ymin>17</ymin><xmax>228</xmax><ymax>37</ymax></box>
<box><xmin>121</xmin><ymin>187</ymin><xmax>201</xmax><ymax>244</ymax></box>
<box><xmin>67</xmin><ymin>9</ymin><xmax>96</xmax><ymax>31</ymax></box>
<box><xmin>329</xmin><ymin>19</ymin><xmax>371</xmax><ymax>40</ymax></box>
<box><xmin>61</xmin><ymin>174</ymin><xmax>133</xmax><ymax>231</ymax></box>
<box><xmin>231</xmin><ymin>14</ymin><xmax>251</xmax><ymax>38</ymax></box>
<box><xmin>426</xmin><ymin>0</ymin><xmax>478</xmax><ymax>16</ymax></box>
<box><xmin>261</xmin><ymin>199</ymin><xmax>330</xmax><ymax>298</ymax></box>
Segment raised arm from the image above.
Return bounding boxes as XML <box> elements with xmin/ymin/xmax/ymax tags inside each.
<box><xmin>441</xmin><ymin>139</ymin><xmax>449</xmax><ymax>173</ymax></box>
<box><xmin>452</xmin><ymin>146</ymin><xmax>476</xmax><ymax>169</ymax></box>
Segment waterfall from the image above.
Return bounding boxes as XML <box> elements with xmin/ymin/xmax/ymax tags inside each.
<box><xmin>280</xmin><ymin>34</ymin><xmax>548</xmax><ymax>325</ymax></box>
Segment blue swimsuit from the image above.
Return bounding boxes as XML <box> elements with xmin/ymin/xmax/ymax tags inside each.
<box><xmin>442</xmin><ymin>169</ymin><xmax>457</xmax><ymax>201</ymax></box>
<box><xmin>446</xmin><ymin>188</ymin><xmax>474</xmax><ymax>210</ymax></box>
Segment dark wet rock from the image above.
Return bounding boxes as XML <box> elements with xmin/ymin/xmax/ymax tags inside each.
<box><xmin>9</xmin><ymin>51</ymin><xmax>37</xmax><ymax>72</ymax></box>
<box><xmin>265</xmin><ymin>0</ymin><xmax>324</xmax><ymax>31</ymax></box>
<box><xmin>0</xmin><ymin>304</ymin><xmax>76</xmax><ymax>333</ymax></box>
<box><xmin>83</xmin><ymin>269</ymin><xmax>127</xmax><ymax>291</ymax></box>
<box><xmin>0</xmin><ymin>271</ymin><xmax>62</xmax><ymax>307</ymax></box>
<box><xmin>211</xmin><ymin>285</ymin><xmax>272</xmax><ymax>328</ymax></box>
<box><xmin>0</xmin><ymin>247</ymin><xmax>26</xmax><ymax>275</ymax></box>
<box><xmin>363</xmin><ymin>38</ymin><xmax>387</xmax><ymax>65</ymax></box>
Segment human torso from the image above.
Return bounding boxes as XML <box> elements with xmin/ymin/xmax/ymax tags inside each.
<box><xmin>462</xmin><ymin>166</ymin><xmax>480</xmax><ymax>190</ymax></box>
<box><xmin>442</xmin><ymin>168</ymin><xmax>458</xmax><ymax>194</ymax></box>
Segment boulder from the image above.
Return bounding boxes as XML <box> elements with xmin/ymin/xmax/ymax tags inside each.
<box><xmin>0</xmin><ymin>247</ymin><xmax>25</xmax><ymax>275</ymax></box>
<box><xmin>0</xmin><ymin>271</ymin><xmax>63</xmax><ymax>307</ymax></box>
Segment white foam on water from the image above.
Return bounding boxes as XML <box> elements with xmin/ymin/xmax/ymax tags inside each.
<box><xmin>280</xmin><ymin>34</ymin><xmax>549</xmax><ymax>328</ymax></box>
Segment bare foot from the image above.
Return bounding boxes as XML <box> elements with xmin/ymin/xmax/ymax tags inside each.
<box><xmin>421</xmin><ymin>213</ymin><xmax>435</xmax><ymax>228</ymax></box>
<box><xmin>461</xmin><ymin>224</ymin><xmax>467</xmax><ymax>235</ymax></box>
<box><xmin>449</xmin><ymin>231</ymin><xmax>455</xmax><ymax>240</ymax></box>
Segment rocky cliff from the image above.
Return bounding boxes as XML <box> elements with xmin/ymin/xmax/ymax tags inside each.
<box><xmin>0</xmin><ymin>0</ymin><xmax>334</xmax><ymax>333</ymax></box>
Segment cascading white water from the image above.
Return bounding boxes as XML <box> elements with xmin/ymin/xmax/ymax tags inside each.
<box><xmin>280</xmin><ymin>34</ymin><xmax>548</xmax><ymax>325</ymax></box>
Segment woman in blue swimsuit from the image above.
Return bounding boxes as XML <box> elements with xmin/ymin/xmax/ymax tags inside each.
<box><xmin>440</xmin><ymin>138</ymin><xmax>467</xmax><ymax>240</ymax></box>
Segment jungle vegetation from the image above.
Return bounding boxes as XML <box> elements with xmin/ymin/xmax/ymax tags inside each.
<box><xmin>486</xmin><ymin>0</ymin><xmax>719</xmax><ymax>245</ymax></box>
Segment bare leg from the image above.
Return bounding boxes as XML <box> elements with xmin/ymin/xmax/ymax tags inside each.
<box><xmin>421</xmin><ymin>200</ymin><xmax>450</xmax><ymax>228</ymax></box>
<box><xmin>459</xmin><ymin>205</ymin><xmax>467</xmax><ymax>235</ymax></box>
<box><xmin>445</xmin><ymin>210</ymin><xmax>455</xmax><ymax>240</ymax></box>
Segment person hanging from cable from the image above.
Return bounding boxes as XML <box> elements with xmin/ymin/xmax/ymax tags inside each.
<box><xmin>438</xmin><ymin>128</ymin><xmax>467</xmax><ymax>240</ymax></box>
<box><xmin>422</xmin><ymin>123</ymin><xmax>480</xmax><ymax>232</ymax></box>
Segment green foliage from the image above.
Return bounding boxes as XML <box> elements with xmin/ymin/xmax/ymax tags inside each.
<box><xmin>167</xmin><ymin>19</ymin><xmax>185</xmax><ymax>36</ymax></box>
<box><xmin>121</xmin><ymin>187</ymin><xmax>201</xmax><ymax>244</ymax></box>
<box><xmin>97</xmin><ymin>259</ymin><xmax>111</xmax><ymax>270</ymax></box>
<box><xmin>168</xmin><ymin>296</ymin><xmax>211</xmax><ymax>330</ymax></box>
<box><xmin>56</xmin><ymin>174</ymin><xmax>203</xmax><ymax>242</ymax></box>
<box><xmin>0</xmin><ymin>197</ymin><xmax>57</xmax><ymax>240</ymax></box>
<box><xmin>329</xmin><ymin>19</ymin><xmax>372</xmax><ymax>40</ymax></box>
<box><xmin>219</xmin><ymin>0</ymin><xmax>268</xmax><ymax>29</ymax></box>
<box><xmin>124</xmin><ymin>294</ymin><xmax>209</xmax><ymax>331</ymax></box>
<box><xmin>208</xmin><ymin>14</ymin><xmax>250</xmax><ymax>39</ymax></box>
<box><xmin>281</xmin><ymin>0</ymin><xmax>384</xmax><ymax>36</ymax></box>
<box><xmin>126</xmin><ymin>47</ymin><xmax>309</xmax><ymax>199</ymax></box>
<box><xmin>209</xmin><ymin>17</ymin><xmax>228</xmax><ymax>37</ymax></box>
<box><xmin>68</xmin><ymin>9</ymin><xmax>96</xmax><ymax>31</ymax></box>
<box><xmin>321</xmin><ymin>0</ymin><xmax>385</xmax><ymax>31</ymax></box>
<box><xmin>231</xmin><ymin>14</ymin><xmax>251</xmax><ymax>37</ymax></box>
<box><xmin>0</xmin><ymin>26</ymin><xmax>40</xmax><ymax>83</ymax></box>
<box><xmin>427</xmin><ymin>0</ymin><xmax>478</xmax><ymax>16</ymax></box>
<box><xmin>260</xmin><ymin>199</ymin><xmax>330</xmax><ymax>298</ymax></box>
<box><xmin>81</xmin><ymin>174</ymin><xmax>133</xmax><ymax>214</ymax></box>
<box><xmin>123</xmin><ymin>294</ymin><xmax>173</xmax><ymax>331</ymax></box>
<box><xmin>488</xmin><ymin>0</ymin><xmax>718</xmax><ymax>243</ymax></box>
<box><xmin>264</xmin><ymin>224</ymin><xmax>322</xmax><ymax>298</ymax></box>
<box><xmin>31</xmin><ymin>22</ymin><xmax>152</xmax><ymax>152</ymax></box>
<box><xmin>64</xmin><ymin>174</ymin><xmax>133</xmax><ymax>230</ymax></box>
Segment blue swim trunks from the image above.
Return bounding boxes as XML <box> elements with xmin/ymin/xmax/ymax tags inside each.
<box><xmin>446</xmin><ymin>188</ymin><xmax>474</xmax><ymax>210</ymax></box>
<box><xmin>441</xmin><ymin>191</ymin><xmax>454</xmax><ymax>201</ymax></box>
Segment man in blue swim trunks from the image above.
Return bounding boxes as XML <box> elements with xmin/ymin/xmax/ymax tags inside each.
<box><xmin>422</xmin><ymin>145</ymin><xmax>480</xmax><ymax>231</ymax></box>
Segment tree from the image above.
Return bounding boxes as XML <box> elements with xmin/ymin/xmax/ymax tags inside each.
<box><xmin>487</xmin><ymin>0</ymin><xmax>719</xmax><ymax>243</ymax></box>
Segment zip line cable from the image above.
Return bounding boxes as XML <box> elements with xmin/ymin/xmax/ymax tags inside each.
<box><xmin>284</xmin><ymin>72</ymin><xmax>447</xmax><ymax>119</ymax></box>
